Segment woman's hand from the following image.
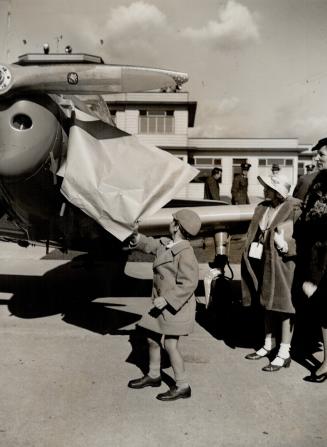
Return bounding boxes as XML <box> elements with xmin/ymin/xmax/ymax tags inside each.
<box><xmin>274</xmin><ymin>228</ymin><xmax>288</xmax><ymax>253</ymax></box>
<box><xmin>153</xmin><ymin>297</ymin><xmax>167</xmax><ymax>309</ymax></box>
<box><xmin>302</xmin><ymin>281</ymin><xmax>318</xmax><ymax>298</ymax></box>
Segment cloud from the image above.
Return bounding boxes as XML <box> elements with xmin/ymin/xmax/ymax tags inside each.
<box><xmin>273</xmin><ymin>100</ymin><xmax>327</xmax><ymax>143</ymax></box>
<box><xmin>181</xmin><ymin>0</ymin><xmax>259</xmax><ymax>50</ymax></box>
<box><xmin>290</xmin><ymin>115</ymin><xmax>327</xmax><ymax>143</ymax></box>
<box><xmin>103</xmin><ymin>2</ymin><xmax>169</xmax><ymax>61</ymax></box>
<box><xmin>189</xmin><ymin>97</ymin><xmax>242</xmax><ymax>137</ymax></box>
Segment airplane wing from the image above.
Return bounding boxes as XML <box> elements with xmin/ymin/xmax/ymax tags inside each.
<box><xmin>140</xmin><ymin>203</ymin><xmax>255</xmax><ymax>236</ymax></box>
<box><xmin>0</xmin><ymin>54</ymin><xmax>188</xmax><ymax>97</ymax></box>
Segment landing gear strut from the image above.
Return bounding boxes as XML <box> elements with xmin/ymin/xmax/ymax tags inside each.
<box><xmin>204</xmin><ymin>231</ymin><xmax>234</xmax><ymax>308</ymax></box>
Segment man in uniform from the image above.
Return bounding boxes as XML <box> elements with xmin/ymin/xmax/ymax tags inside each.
<box><xmin>204</xmin><ymin>167</ymin><xmax>222</xmax><ymax>200</ymax></box>
<box><xmin>231</xmin><ymin>162</ymin><xmax>251</xmax><ymax>204</ymax></box>
<box><xmin>271</xmin><ymin>163</ymin><xmax>281</xmax><ymax>175</ymax></box>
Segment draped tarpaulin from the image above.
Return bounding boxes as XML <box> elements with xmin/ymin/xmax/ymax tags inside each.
<box><xmin>59</xmin><ymin>112</ymin><xmax>198</xmax><ymax>241</ymax></box>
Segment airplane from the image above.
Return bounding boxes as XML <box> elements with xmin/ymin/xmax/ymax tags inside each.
<box><xmin>0</xmin><ymin>49</ymin><xmax>256</xmax><ymax>281</ymax></box>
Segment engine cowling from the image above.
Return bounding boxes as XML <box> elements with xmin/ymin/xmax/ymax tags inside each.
<box><xmin>0</xmin><ymin>95</ymin><xmax>62</xmax><ymax>180</ymax></box>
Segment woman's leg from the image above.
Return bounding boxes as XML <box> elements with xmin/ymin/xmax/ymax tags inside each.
<box><xmin>253</xmin><ymin>310</ymin><xmax>276</xmax><ymax>356</ymax></box>
<box><xmin>164</xmin><ymin>336</ymin><xmax>189</xmax><ymax>389</ymax></box>
<box><xmin>316</xmin><ymin>326</ymin><xmax>327</xmax><ymax>375</ymax></box>
<box><xmin>270</xmin><ymin>313</ymin><xmax>294</xmax><ymax>366</ymax></box>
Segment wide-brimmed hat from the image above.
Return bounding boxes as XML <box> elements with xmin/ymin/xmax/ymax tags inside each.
<box><xmin>257</xmin><ymin>174</ymin><xmax>291</xmax><ymax>198</ymax></box>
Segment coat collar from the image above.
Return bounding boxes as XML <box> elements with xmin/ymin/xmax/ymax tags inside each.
<box><xmin>153</xmin><ymin>240</ymin><xmax>190</xmax><ymax>269</ymax></box>
<box><xmin>255</xmin><ymin>197</ymin><xmax>299</xmax><ymax>229</ymax></box>
<box><xmin>169</xmin><ymin>240</ymin><xmax>191</xmax><ymax>255</ymax></box>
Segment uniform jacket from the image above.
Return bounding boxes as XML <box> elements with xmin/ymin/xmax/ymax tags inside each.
<box><xmin>231</xmin><ymin>174</ymin><xmax>249</xmax><ymax>204</ymax></box>
<box><xmin>134</xmin><ymin>234</ymin><xmax>199</xmax><ymax>335</ymax></box>
<box><xmin>241</xmin><ymin>197</ymin><xmax>301</xmax><ymax>313</ymax></box>
<box><xmin>204</xmin><ymin>176</ymin><xmax>220</xmax><ymax>200</ymax></box>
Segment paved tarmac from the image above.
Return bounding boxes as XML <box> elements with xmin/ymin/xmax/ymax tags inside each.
<box><xmin>0</xmin><ymin>242</ymin><xmax>325</xmax><ymax>447</ymax></box>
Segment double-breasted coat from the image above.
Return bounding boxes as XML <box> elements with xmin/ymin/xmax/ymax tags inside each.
<box><xmin>134</xmin><ymin>234</ymin><xmax>199</xmax><ymax>336</ymax></box>
<box><xmin>241</xmin><ymin>197</ymin><xmax>301</xmax><ymax>313</ymax></box>
<box><xmin>231</xmin><ymin>174</ymin><xmax>249</xmax><ymax>204</ymax></box>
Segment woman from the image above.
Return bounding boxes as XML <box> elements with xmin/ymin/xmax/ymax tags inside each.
<box><xmin>127</xmin><ymin>209</ymin><xmax>201</xmax><ymax>401</ymax></box>
<box><xmin>295</xmin><ymin>141</ymin><xmax>327</xmax><ymax>383</ymax></box>
<box><xmin>242</xmin><ymin>174</ymin><xmax>301</xmax><ymax>371</ymax></box>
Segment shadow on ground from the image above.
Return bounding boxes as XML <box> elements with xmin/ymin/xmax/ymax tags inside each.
<box><xmin>0</xmin><ymin>253</ymin><xmax>322</xmax><ymax>375</ymax></box>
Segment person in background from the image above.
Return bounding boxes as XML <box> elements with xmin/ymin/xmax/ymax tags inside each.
<box><xmin>242</xmin><ymin>174</ymin><xmax>301</xmax><ymax>372</ymax></box>
<box><xmin>293</xmin><ymin>140</ymin><xmax>326</xmax><ymax>201</ymax></box>
<box><xmin>294</xmin><ymin>139</ymin><xmax>327</xmax><ymax>383</ymax></box>
<box><xmin>127</xmin><ymin>209</ymin><xmax>201</xmax><ymax>400</ymax></box>
<box><xmin>271</xmin><ymin>164</ymin><xmax>280</xmax><ymax>175</ymax></box>
<box><xmin>204</xmin><ymin>167</ymin><xmax>222</xmax><ymax>201</ymax></box>
<box><xmin>305</xmin><ymin>163</ymin><xmax>316</xmax><ymax>174</ymax></box>
<box><xmin>231</xmin><ymin>162</ymin><xmax>251</xmax><ymax>204</ymax></box>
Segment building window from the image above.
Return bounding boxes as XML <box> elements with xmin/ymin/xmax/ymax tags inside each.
<box><xmin>191</xmin><ymin>157</ymin><xmax>222</xmax><ymax>182</ymax></box>
<box><xmin>298</xmin><ymin>162</ymin><xmax>305</xmax><ymax>177</ymax></box>
<box><xmin>258</xmin><ymin>158</ymin><xmax>294</xmax><ymax>168</ymax></box>
<box><xmin>258</xmin><ymin>158</ymin><xmax>295</xmax><ymax>183</ymax></box>
<box><xmin>193</xmin><ymin>156</ymin><xmax>221</xmax><ymax>167</ymax></box>
<box><xmin>139</xmin><ymin>110</ymin><xmax>174</xmax><ymax>134</ymax></box>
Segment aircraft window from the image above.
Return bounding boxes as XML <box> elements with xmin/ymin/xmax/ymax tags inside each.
<box><xmin>11</xmin><ymin>114</ymin><xmax>32</xmax><ymax>130</ymax></box>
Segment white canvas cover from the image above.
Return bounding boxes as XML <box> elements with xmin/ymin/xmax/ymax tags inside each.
<box><xmin>59</xmin><ymin>111</ymin><xmax>198</xmax><ymax>241</ymax></box>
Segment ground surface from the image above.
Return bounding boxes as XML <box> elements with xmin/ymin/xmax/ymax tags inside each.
<box><xmin>0</xmin><ymin>242</ymin><xmax>325</xmax><ymax>447</ymax></box>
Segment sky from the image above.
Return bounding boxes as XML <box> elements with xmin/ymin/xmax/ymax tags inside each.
<box><xmin>1</xmin><ymin>0</ymin><xmax>327</xmax><ymax>144</ymax></box>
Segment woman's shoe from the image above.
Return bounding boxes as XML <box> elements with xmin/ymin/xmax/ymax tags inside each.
<box><xmin>262</xmin><ymin>356</ymin><xmax>291</xmax><ymax>372</ymax></box>
<box><xmin>303</xmin><ymin>371</ymin><xmax>327</xmax><ymax>383</ymax></box>
<box><xmin>245</xmin><ymin>347</ymin><xmax>271</xmax><ymax>360</ymax></box>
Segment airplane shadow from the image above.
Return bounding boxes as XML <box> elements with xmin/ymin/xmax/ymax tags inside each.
<box><xmin>195</xmin><ymin>276</ymin><xmax>323</xmax><ymax>373</ymax></box>
<box><xmin>0</xmin><ymin>257</ymin><xmax>322</xmax><ymax>375</ymax></box>
<box><xmin>196</xmin><ymin>277</ymin><xmax>265</xmax><ymax>350</ymax></box>
<box><xmin>0</xmin><ymin>256</ymin><xmax>150</xmax><ymax>334</ymax></box>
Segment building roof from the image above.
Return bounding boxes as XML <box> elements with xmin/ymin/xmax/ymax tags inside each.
<box><xmin>187</xmin><ymin>138</ymin><xmax>310</xmax><ymax>152</ymax></box>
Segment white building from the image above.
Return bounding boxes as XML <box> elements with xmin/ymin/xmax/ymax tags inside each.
<box><xmin>104</xmin><ymin>91</ymin><xmax>310</xmax><ymax>201</ymax></box>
